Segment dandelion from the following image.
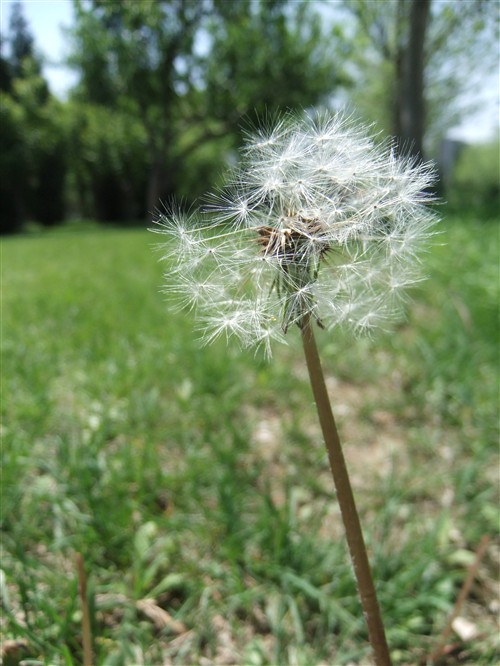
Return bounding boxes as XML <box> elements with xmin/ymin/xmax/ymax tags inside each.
<box><xmin>152</xmin><ymin>111</ymin><xmax>438</xmax><ymax>665</ymax></box>
<box><xmin>154</xmin><ymin>112</ymin><xmax>436</xmax><ymax>355</ymax></box>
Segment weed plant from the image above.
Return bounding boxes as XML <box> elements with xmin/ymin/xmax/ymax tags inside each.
<box><xmin>1</xmin><ymin>212</ymin><xmax>498</xmax><ymax>665</ymax></box>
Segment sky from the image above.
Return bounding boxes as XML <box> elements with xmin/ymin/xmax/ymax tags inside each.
<box><xmin>1</xmin><ymin>0</ymin><xmax>498</xmax><ymax>143</ymax></box>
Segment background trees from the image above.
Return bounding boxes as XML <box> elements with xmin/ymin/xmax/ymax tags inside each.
<box><xmin>67</xmin><ymin>0</ymin><xmax>345</xmax><ymax>215</ymax></box>
<box><xmin>64</xmin><ymin>101</ymin><xmax>149</xmax><ymax>221</ymax></box>
<box><xmin>0</xmin><ymin>0</ymin><xmax>497</xmax><ymax>231</ymax></box>
<box><xmin>69</xmin><ymin>0</ymin><xmax>208</xmax><ymax>213</ymax></box>
<box><xmin>6</xmin><ymin>0</ymin><xmax>37</xmax><ymax>80</ymax></box>
<box><xmin>1</xmin><ymin>2</ymin><xmax>65</xmax><ymax>233</ymax></box>
<box><xmin>342</xmin><ymin>0</ymin><xmax>499</xmax><ymax>158</ymax></box>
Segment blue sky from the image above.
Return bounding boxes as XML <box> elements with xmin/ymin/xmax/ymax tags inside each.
<box><xmin>1</xmin><ymin>0</ymin><xmax>498</xmax><ymax>143</ymax></box>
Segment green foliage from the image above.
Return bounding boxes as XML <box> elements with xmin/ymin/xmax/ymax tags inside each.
<box><xmin>447</xmin><ymin>139</ymin><xmax>500</xmax><ymax>215</ymax></box>
<box><xmin>67</xmin><ymin>0</ymin><xmax>345</xmax><ymax>215</ymax></box>
<box><xmin>204</xmin><ymin>1</ymin><xmax>345</xmax><ymax>135</ymax></box>
<box><xmin>64</xmin><ymin>101</ymin><xmax>149</xmax><ymax>221</ymax></box>
<box><xmin>0</xmin><ymin>52</ymin><xmax>12</xmax><ymax>93</ymax></box>
<box><xmin>0</xmin><ymin>0</ymin><xmax>346</xmax><ymax>228</ymax></box>
<box><xmin>0</xmin><ymin>60</ymin><xmax>66</xmax><ymax>232</ymax></box>
<box><xmin>1</xmin><ymin>1</ymin><xmax>498</xmax><ymax>230</ymax></box>
<box><xmin>342</xmin><ymin>0</ymin><xmax>499</xmax><ymax>153</ymax></box>
<box><xmin>0</xmin><ymin>2</ymin><xmax>65</xmax><ymax>232</ymax></box>
<box><xmin>7</xmin><ymin>0</ymin><xmax>37</xmax><ymax>79</ymax></box>
<box><xmin>1</xmin><ymin>213</ymin><xmax>498</xmax><ymax>664</ymax></box>
<box><xmin>0</xmin><ymin>93</ymin><xmax>26</xmax><ymax>232</ymax></box>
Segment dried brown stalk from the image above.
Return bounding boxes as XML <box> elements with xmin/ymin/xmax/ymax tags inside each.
<box><xmin>300</xmin><ymin>314</ymin><xmax>392</xmax><ymax>666</ymax></box>
<box><xmin>76</xmin><ymin>552</ymin><xmax>93</xmax><ymax>666</ymax></box>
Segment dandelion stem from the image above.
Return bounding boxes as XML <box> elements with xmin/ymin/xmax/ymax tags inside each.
<box><xmin>300</xmin><ymin>314</ymin><xmax>392</xmax><ymax>666</ymax></box>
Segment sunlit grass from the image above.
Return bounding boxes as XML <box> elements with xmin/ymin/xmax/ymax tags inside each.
<box><xmin>1</xmin><ymin>213</ymin><xmax>498</xmax><ymax>665</ymax></box>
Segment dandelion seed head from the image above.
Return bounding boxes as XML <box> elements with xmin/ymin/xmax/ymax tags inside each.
<box><xmin>153</xmin><ymin>111</ymin><xmax>438</xmax><ymax>357</ymax></box>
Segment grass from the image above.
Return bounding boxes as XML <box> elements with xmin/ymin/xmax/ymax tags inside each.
<box><xmin>1</xmin><ymin>211</ymin><xmax>499</xmax><ymax>666</ymax></box>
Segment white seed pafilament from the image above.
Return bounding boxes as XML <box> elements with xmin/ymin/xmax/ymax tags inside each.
<box><xmin>153</xmin><ymin>112</ymin><xmax>438</xmax><ymax>356</ymax></box>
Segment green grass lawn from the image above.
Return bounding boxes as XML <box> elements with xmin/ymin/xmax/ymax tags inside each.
<box><xmin>1</xmin><ymin>212</ymin><xmax>499</xmax><ymax>666</ymax></box>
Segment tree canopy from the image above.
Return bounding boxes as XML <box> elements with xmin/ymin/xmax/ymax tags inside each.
<box><xmin>0</xmin><ymin>1</ymin><xmax>62</xmax><ymax>232</ymax></box>
<box><xmin>341</xmin><ymin>0</ymin><xmax>499</xmax><ymax>157</ymax></box>
<box><xmin>68</xmin><ymin>0</ymin><xmax>346</xmax><ymax>210</ymax></box>
<box><xmin>0</xmin><ymin>0</ymin><xmax>497</xmax><ymax>231</ymax></box>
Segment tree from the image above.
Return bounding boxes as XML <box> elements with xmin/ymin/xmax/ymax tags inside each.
<box><xmin>1</xmin><ymin>0</ymin><xmax>45</xmax><ymax>94</ymax></box>
<box><xmin>64</xmin><ymin>101</ymin><xmax>149</xmax><ymax>221</ymax></box>
<box><xmin>341</xmin><ymin>0</ymin><xmax>499</xmax><ymax>158</ymax></box>
<box><xmin>448</xmin><ymin>136</ymin><xmax>500</xmax><ymax>215</ymax></box>
<box><xmin>8</xmin><ymin>0</ymin><xmax>38</xmax><ymax>78</ymax></box>
<box><xmin>0</xmin><ymin>93</ymin><xmax>26</xmax><ymax>232</ymax></box>
<box><xmin>0</xmin><ymin>3</ymin><xmax>64</xmax><ymax>233</ymax></box>
<box><xmin>68</xmin><ymin>0</ymin><xmax>345</xmax><ymax>215</ymax></box>
<box><xmin>69</xmin><ymin>0</ymin><xmax>216</xmax><ymax>214</ymax></box>
<box><xmin>0</xmin><ymin>34</ymin><xmax>13</xmax><ymax>92</ymax></box>
<box><xmin>395</xmin><ymin>0</ymin><xmax>430</xmax><ymax>158</ymax></box>
<box><xmin>203</xmin><ymin>0</ymin><xmax>346</xmax><ymax>137</ymax></box>
<box><xmin>0</xmin><ymin>61</ymin><xmax>67</xmax><ymax>232</ymax></box>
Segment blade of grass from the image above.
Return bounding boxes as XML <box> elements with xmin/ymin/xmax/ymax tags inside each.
<box><xmin>427</xmin><ymin>534</ymin><xmax>491</xmax><ymax>664</ymax></box>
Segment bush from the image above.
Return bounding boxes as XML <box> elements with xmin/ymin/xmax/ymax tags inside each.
<box><xmin>65</xmin><ymin>102</ymin><xmax>149</xmax><ymax>223</ymax></box>
<box><xmin>448</xmin><ymin>138</ymin><xmax>500</xmax><ymax>216</ymax></box>
<box><xmin>0</xmin><ymin>94</ymin><xmax>27</xmax><ymax>233</ymax></box>
<box><xmin>0</xmin><ymin>61</ymin><xmax>67</xmax><ymax>233</ymax></box>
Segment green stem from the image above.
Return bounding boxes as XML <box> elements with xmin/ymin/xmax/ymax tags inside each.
<box><xmin>300</xmin><ymin>314</ymin><xmax>392</xmax><ymax>666</ymax></box>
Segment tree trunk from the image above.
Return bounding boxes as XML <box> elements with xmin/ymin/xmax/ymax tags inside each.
<box><xmin>396</xmin><ymin>0</ymin><xmax>431</xmax><ymax>159</ymax></box>
<box><xmin>146</xmin><ymin>157</ymin><xmax>176</xmax><ymax>215</ymax></box>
